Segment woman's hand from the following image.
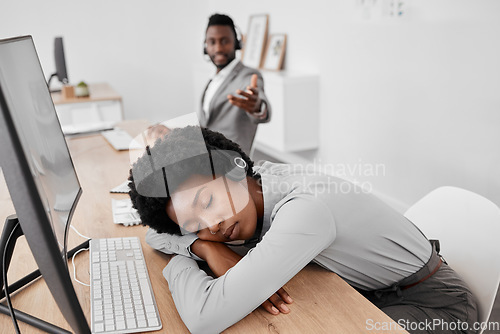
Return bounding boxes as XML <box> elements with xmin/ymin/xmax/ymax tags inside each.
<box><xmin>146</xmin><ymin>124</ymin><xmax>170</xmax><ymax>145</ymax></box>
<box><xmin>261</xmin><ymin>287</ymin><xmax>293</xmax><ymax>315</ymax></box>
<box><xmin>191</xmin><ymin>239</ymin><xmax>293</xmax><ymax>315</ymax></box>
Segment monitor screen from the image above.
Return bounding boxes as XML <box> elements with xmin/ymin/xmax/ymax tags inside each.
<box><xmin>0</xmin><ymin>36</ymin><xmax>89</xmax><ymax>333</ymax></box>
<box><xmin>0</xmin><ymin>36</ymin><xmax>80</xmax><ymax>256</ymax></box>
<box><xmin>54</xmin><ymin>37</ymin><xmax>68</xmax><ymax>84</ymax></box>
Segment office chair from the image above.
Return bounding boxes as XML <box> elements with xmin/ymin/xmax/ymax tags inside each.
<box><xmin>404</xmin><ymin>186</ymin><xmax>500</xmax><ymax>333</ymax></box>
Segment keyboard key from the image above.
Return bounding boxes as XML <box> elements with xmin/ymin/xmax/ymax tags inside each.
<box><xmin>126</xmin><ymin>319</ymin><xmax>137</xmax><ymax>329</ymax></box>
<box><xmin>148</xmin><ymin>318</ymin><xmax>159</xmax><ymax>327</ymax></box>
<box><xmin>94</xmin><ymin>322</ymin><xmax>104</xmax><ymax>332</ymax></box>
<box><xmin>116</xmin><ymin>321</ymin><xmax>126</xmax><ymax>330</ymax></box>
<box><xmin>140</xmin><ymin>280</ymin><xmax>153</xmax><ymax>305</ymax></box>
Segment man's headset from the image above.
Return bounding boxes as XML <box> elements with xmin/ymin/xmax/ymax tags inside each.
<box><xmin>203</xmin><ymin>25</ymin><xmax>243</xmax><ymax>55</ymax></box>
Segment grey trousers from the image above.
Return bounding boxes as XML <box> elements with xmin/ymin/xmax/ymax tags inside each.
<box><xmin>360</xmin><ymin>253</ymin><xmax>479</xmax><ymax>334</ymax></box>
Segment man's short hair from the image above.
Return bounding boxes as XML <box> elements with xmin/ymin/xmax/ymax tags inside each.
<box><xmin>206</xmin><ymin>13</ymin><xmax>239</xmax><ymax>48</ymax></box>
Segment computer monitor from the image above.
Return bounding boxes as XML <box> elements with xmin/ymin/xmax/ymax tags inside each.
<box><xmin>0</xmin><ymin>36</ymin><xmax>90</xmax><ymax>333</ymax></box>
<box><xmin>47</xmin><ymin>37</ymin><xmax>69</xmax><ymax>92</ymax></box>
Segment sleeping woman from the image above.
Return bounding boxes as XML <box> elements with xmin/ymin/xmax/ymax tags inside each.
<box><xmin>128</xmin><ymin>126</ymin><xmax>478</xmax><ymax>334</ymax></box>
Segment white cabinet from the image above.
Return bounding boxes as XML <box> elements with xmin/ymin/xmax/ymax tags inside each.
<box><xmin>254</xmin><ymin>72</ymin><xmax>319</xmax><ymax>153</ymax></box>
<box><xmin>54</xmin><ymin>100</ymin><xmax>122</xmax><ymax>126</ymax></box>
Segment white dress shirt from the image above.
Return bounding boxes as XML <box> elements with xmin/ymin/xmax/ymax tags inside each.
<box><xmin>203</xmin><ymin>58</ymin><xmax>240</xmax><ymax>119</ymax></box>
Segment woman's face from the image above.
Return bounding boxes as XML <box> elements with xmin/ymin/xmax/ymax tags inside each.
<box><xmin>166</xmin><ymin>174</ymin><xmax>258</xmax><ymax>242</ymax></box>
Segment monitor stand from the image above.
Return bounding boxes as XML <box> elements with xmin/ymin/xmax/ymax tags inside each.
<box><xmin>47</xmin><ymin>73</ymin><xmax>62</xmax><ymax>93</ymax></box>
<box><xmin>0</xmin><ymin>215</ymin><xmax>89</xmax><ymax>333</ymax></box>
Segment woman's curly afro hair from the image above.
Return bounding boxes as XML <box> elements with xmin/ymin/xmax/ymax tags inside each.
<box><xmin>128</xmin><ymin>126</ymin><xmax>255</xmax><ymax>235</ymax></box>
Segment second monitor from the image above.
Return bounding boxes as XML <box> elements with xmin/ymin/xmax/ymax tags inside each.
<box><xmin>47</xmin><ymin>36</ymin><xmax>69</xmax><ymax>92</ymax></box>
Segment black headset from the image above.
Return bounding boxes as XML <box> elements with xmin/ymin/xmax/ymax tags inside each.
<box><xmin>203</xmin><ymin>25</ymin><xmax>243</xmax><ymax>55</ymax></box>
<box><xmin>135</xmin><ymin>148</ymin><xmax>248</xmax><ymax>198</ymax></box>
<box><xmin>209</xmin><ymin>149</ymin><xmax>248</xmax><ymax>182</ymax></box>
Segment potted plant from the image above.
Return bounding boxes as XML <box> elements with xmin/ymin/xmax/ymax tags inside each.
<box><xmin>75</xmin><ymin>81</ymin><xmax>90</xmax><ymax>97</ymax></box>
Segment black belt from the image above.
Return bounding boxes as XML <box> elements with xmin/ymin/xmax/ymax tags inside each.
<box><xmin>401</xmin><ymin>256</ymin><xmax>442</xmax><ymax>290</ymax></box>
<box><xmin>361</xmin><ymin>245</ymin><xmax>444</xmax><ymax>299</ymax></box>
<box><xmin>397</xmin><ymin>246</ymin><xmax>444</xmax><ymax>291</ymax></box>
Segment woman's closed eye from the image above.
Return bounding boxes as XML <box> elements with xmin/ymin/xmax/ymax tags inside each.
<box><xmin>205</xmin><ymin>194</ymin><xmax>213</xmax><ymax>209</ymax></box>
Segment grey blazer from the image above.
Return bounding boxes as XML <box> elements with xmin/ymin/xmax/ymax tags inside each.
<box><xmin>198</xmin><ymin>61</ymin><xmax>271</xmax><ymax>154</ymax></box>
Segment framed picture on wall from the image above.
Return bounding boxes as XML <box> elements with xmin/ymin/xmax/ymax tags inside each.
<box><xmin>241</xmin><ymin>14</ymin><xmax>269</xmax><ymax>69</ymax></box>
<box><xmin>263</xmin><ymin>34</ymin><xmax>287</xmax><ymax>71</ymax></box>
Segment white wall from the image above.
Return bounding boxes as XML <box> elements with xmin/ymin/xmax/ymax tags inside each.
<box><xmin>0</xmin><ymin>0</ymin><xmax>208</xmax><ymax>122</ymax></box>
<box><xmin>1</xmin><ymin>0</ymin><xmax>499</xmax><ymax>209</ymax></box>
<box><xmin>208</xmin><ymin>0</ymin><xmax>500</xmax><ymax>209</ymax></box>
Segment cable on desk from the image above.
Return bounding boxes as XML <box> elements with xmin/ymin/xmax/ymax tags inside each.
<box><xmin>70</xmin><ymin>225</ymin><xmax>91</xmax><ymax>240</ymax></box>
<box><xmin>2</xmin><ymin>223</ymin><xmax>21</xmax><ymax>334</ymax></box>
<box><xmin>72</xmin><ymin>248</ymin><xmax>90</xmax><ymax>287</ymax></box>
<box><xmin>70</xmin><ymin>225</ymin><xmax>91</xmax><ymax>286</ymax></box>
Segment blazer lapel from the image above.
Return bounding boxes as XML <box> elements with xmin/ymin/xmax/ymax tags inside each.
<box><xmin>207</xmin><ymin>62</ymin><xmax>243</xmax><ymax>124</ymax></box>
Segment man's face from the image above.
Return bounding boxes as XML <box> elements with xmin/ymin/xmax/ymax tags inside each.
<box><xmin>205</xmin><ymin>25</ymin><xmax>236</xmax><ymax>70</ymax></box>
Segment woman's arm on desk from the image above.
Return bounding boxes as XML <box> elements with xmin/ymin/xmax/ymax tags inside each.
<box><xmin>147</xmin><ymin>227</ymin><xmax>293</xmax><ymax>315</ymax></box>
<box><xmin>164</xmin><ymin>197</ymin><xmax>336</xmax><ymax>334</ymax></box>
<box><xmin>191</xmin><ymin>239</ymin><xmax>294</xmax><ymax>315</ymax></box>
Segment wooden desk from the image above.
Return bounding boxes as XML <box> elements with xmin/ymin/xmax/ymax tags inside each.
<box><xmin>51</xmin><ymin>83</ymin><xmax>122</xmax><ymax>105</ymax></box>
<box><xmin>0</xmin><ymin>120</ymin><xmax>407</xmax><ymax>334</ymax></box>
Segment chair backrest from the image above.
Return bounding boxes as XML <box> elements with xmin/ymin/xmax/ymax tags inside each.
<box><xmin>404</xmin><ymin>186</ymin><xmax>500</xmax><ymax>328</ymax></box>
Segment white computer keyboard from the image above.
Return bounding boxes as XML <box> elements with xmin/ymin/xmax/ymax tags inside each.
<box><xmin>101</xmin><ymin>128</ymin><xmax>142</xmax><ymax>151</ymax></box>
<box><xmin>90</xmin><ymin>237</ymin><xmax>162</xmax><ymax>333</ymax></box>
<box><xmin>62</xmin><ymin>121</ymin><xmax>115</xmax><ymax>135</ymax></box>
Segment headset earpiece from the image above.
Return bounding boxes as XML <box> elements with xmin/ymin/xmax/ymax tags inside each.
<box><xmin>225</xmin><ymin>156</ymin><xmax>247</xmax><ymax>181</ymax></box>
<box><xmin>210</xmin><ymin>149</ymin><xmax>247</xmax><ymax>182</ymax></box>
<box><xmin>234</xmin><ymin>26</ymin><xmax>243</xmax><ymax>51</ymax></box>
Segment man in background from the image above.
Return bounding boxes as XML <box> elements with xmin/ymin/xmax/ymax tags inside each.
<box><xmin>150</xmin><ymin>13</ymin><xmax>271</xmax><ymax>155</ymax></box>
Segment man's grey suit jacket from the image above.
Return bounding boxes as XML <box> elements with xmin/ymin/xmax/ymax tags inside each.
<box><xmin>198</xmin><ymin>61</ymin><xmax>271</xmax><ymax>155</ymax></box>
